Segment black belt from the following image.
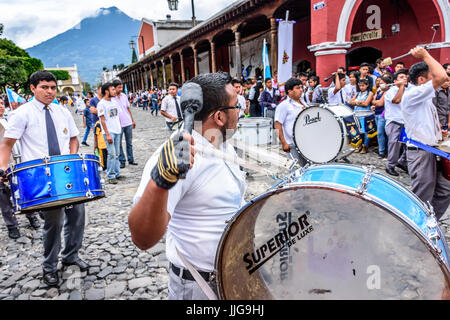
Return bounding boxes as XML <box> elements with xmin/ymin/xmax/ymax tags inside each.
<box><xmin>407</xmin><ymin>146</ymin><xmax>420</xmax><ymax>151</ymax></box>
<box><xmin>170</xmin><ymin>263</ymin><xmax>213</xmax><ymax>282</ymax></box>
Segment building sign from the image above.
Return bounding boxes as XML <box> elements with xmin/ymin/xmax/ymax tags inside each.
<box><xmin>351</xmin><ymin>29</ymin><xmax>382</xmax><ymax>42</ymax></box>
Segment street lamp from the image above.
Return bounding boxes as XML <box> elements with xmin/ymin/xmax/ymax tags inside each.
<box><xmin>167</xmin><ymin>0</ymin><xmax>196</xmax><ymax>27</ymax></box>
<box><xmin>129</xmin><ymin>40</ymin><xmax>136</xmax><ymax>50</ymax></box>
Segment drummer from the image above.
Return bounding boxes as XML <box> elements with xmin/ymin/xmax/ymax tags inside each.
<box><xmin>401</xmin><ymin>47</ymin><xmax>450</xmax><ymax>221</ymax></box>
<box><xmin>0</xmin><ymin>71</ymin><xmax>89</xmax><ymax>287</ymax></box>
<box><xmin>274</xmin><ymin>78</ymin><xmax>308</xmax><ymax>166</ymax></box>
<box><xmin>128</xmin><ymin>72</ymin><xmax>247</xmax><ymax>300</ymax></box>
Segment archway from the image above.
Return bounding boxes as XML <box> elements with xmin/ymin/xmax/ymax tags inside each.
<box><xmin>346</xmin><ymin>47</ymin><xmax>382</xmax><ymax>69</ymax></box>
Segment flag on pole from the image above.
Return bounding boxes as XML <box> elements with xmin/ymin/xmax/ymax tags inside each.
<box><xmin>124</xmin><ymin>84</ymin><xmax>128</xmax><ymax>94</ymax></box>
<box><xmin>6</xmin><ymin>88</ymin><xmax>26</xmax><ymax>104</ymax></box>
<box><xmin>262</xmin><ymin>38</ymin><xmax>271</xmax><ymax>81</ymax></box>
<box><xmin>277</xmin><ymin>20</ymin><xmax>294</xmax><ymax>86</ymax></box>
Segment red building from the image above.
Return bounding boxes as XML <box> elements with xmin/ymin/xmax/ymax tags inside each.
<box><xmin>118</xmin><ymin>0</ymin><xmax>449</xmax><ymax>91</ymax></box>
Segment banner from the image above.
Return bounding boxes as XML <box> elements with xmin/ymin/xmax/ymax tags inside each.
<box><xmin>277</xmin><ymin>21</ymin><xmax>293</xmax><ymax>86</ymax></box>
<box><xmin>6</xmin><ymin>88</ymin><xmax>26</xmax><ymax>104</ymax></box>
<box><xmin>262</xmin><ymin>39</ymin><xmax>271</xmax><ymax>81</ymax></box>
<box><xmin>364</xmin><ymin>114</ymin><xmax>378</xmax><ymax>138</ymax></box>
<box><xmin>343</xmin><ymin>115</ymin><xmax>363</xmax><ymax>148</ymax></box>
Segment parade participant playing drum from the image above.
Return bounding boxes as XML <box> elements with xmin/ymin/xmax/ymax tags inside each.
<box><xmin>0</xmin><ymin>71</ymin><xmax>89</xmax><ymax>287</ymax></box>
<box><xmin>129</xmin><ymin>72</ymin><xmax>247</xmax><ymax>300</ymax></box>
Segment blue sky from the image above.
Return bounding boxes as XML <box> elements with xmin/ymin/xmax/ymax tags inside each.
<box><xmin>0</xmin><ymin>0</ymin><xmax>235</xmax><ymax>49</ymax></box>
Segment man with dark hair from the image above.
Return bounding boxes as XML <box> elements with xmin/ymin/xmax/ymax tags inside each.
<box><xmin>161</xmin><ymin>82</ymin><xmax>182</xmax><ymax>131</ymax></box>
<box><xmin>81</xmin><ymin>98</ymin><xmax>93</xmax><ymax>146</ymax></box>
<box><xmin>432</xmin><ymin>72</ymin><xmax>449</xmax><ymax>131</ymax></box>
<box><xmin>360</xmin><ymin>62</ymin><xmax>375</xmax><ymax>91</ymax></box>
<box><xmin>395</xmin><ymin>62</ymin><xmax>406</xmax><ymax>73</ymax></box>
<box><xmin>384</xmin><ymin>68</ymin><xmax>409</xmax><ymax>176</ymax></box>
<box><xmin>328</xmin><ymin>72</ymin><xmax>347</xmax><ymax>104</ymax></box>
<box><xmin>98</xmin><ymin>82</ymin><xmax>122</xmax><ymax>184</ymax></box>
<box><xmin>231</xmin><ymin>79</ymin><xmax>248</xmax><ymax>118</ymax></box>
<box><xmin>402</xmin><ymin>47</ymin><xmax>450</xmax><ymax>221</ymax></box>
<box><xmin>444</xmin><ymin>63</ymin><xmax>450</xmax><ymax>73</ymax></box>
<box><xmin>0</xmin><ymin>70</ymin><xmax>88</xmax><ymax>287</ymax></box>
<box><xmin>112</xmin><ymin>79</ymin><xmax>137</xmax><ymax>168</ymax></box>
<box><xmin>274</xmin><ymin>78</ymin><xmax>308</xmax><ymax>166</ymax></box>
<box><xmin>129</xmin><ymin>72</ymin><xmax>246</xmax><ymax>300</ymax></box>
<box><xmin>248</xmin><ymin>78</ymin><xmax>263</xmax><ymax>117</ymax></box>
<box><xmin>374</xmin><ymin>58</ymin><xmax>384</xmax><ymax>77</ymax></box>
<box><xmin>259</xmin><ymin>77</ymin><xmax>281</xmax><ymax>122</ymax></box>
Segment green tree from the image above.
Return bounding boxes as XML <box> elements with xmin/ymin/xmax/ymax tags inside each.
<box><xmin>22</xmin><ymin>57</ymin><xmax>44</xmax><ymax>76</ymax></box>
<box><xmin>131</xmin><ymin>49</ymin><xmax>138</xmax><ymax>64</ymax></box>
<box><xmin>118</xmin><ymin>63</ymin><xmax>125</xmax><ymax>70</ymax></box>
<box><xmin>82</xmin><ymin>82</ymin><xmax>92</xmax><ymax>93</ymax></box>
<box><xmin>47</xmin><ymin>70</ymin><xmax>69</xmax><ymax>80</ymax></box>
<box><xmin>0</xmin><ymin>38</ymin><xmax>30</xmax><ymax>57</ymax></box>
<box><xmin>0</xmin><ymin>55</ymin><xmax>28</xmax><ymax>91</ymax></box>
<box><xmin>0</xmin><ymin>24</ymin><xmax>3</xmax><ymax>37</ymax></box>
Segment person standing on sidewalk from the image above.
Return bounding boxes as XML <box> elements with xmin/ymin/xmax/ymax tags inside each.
<box><xmin>98</xmin><ymin>82</ymin><xmax>122</xmax><ymax>184</ymax></box>
<box><xmin>112</xmin><ymin>80</ymin><xmax>137</xmax><ymax>169</ymax></box>
<box><xmin>81</xmin><ymin>99</ymin><xmax>93</xmax><ymax>147</ymax></box>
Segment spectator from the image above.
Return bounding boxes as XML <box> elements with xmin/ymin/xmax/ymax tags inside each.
<box><xmin>444</xmin><ymin>63</ymin><xmax>450</xmax><ymax>73</ymax></box>
<box><xmin>359</xmin><ymin>62</ymin><xmax>375</xmax><ymax>92</ymax></box>
<box><xmin>394</xmin><ymin>62</ymin><xmax>406</xmax><ymax>73</ymax></box>
<box><xmin>142</xmin><ymin>91</ymin><xmax>149</xmax><ymax>111</ymax></box>
<box><xmin>373</xmin><ymin>58</ymin><xmax>384</xmax><ymax>77</ymax></box>
<box><xmin>432</xmin><ymin>72</ymin><xmax>450</xmax><ymax>131</ymax></box>
<box><xmin>150</xmin><ymin>89</ymin><xmax>159</xmax><ymax>116</ymax></box>
<box><xmin>81</xmin><ymin>98</ymin><xmax>93</xmax><ymax>147</ymax></box>
<box><xmin>306</xmin><ymin>75</ymin><xmax>325</xmax><ymax>104</ymax></box>
<box><xmin>112</xmin><ymin>80</ymin><xmax>138</xmax><ymax>169</ymax></box>
<box><xmin>349</xmin><ymin>78</ymin><xmax>374</xmax><ymax>154</ymax></box>
<box><xmin>231</xmin><ymin>79</ymin><xmax>249</xmax><ymax>118</ymax></box>
<box><xmin>371</xmin><ymin>75</ymin><xmax>393</xmax><ymax>158</ymax></box>
<box><xmin>160</xmin><ymin>83</ymin><xmax>182</xmax><ymax>131</ymax></box>
<box><xmin>259</xmin><ymin>78</ymin><xmax>281</xmax><ymax>122</ymax></box>
<box><xmin>343</xmin><ymin>71</ymin><xmax>359</xmax><ymax>107</ymax></box>
<box><xmin>248</xmin><ymin>79</ymin><xmax>263</xmax><ymax>117</ymax></box>
<box><xmin>328</xmin><ymin>72</ymin><xmax>347</xmax><ymax>104</ymax></box>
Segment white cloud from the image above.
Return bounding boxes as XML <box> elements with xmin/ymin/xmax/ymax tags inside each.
<box><xmin>0</xmin><ymin>0</ymin><xmax>235</xmax><ymax>49</ymax></box>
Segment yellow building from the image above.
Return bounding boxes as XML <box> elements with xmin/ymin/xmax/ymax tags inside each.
<box><xmin>46</xmin><ymin>64</ymin><xmax>83</xmax><ymax>96</ymax></box>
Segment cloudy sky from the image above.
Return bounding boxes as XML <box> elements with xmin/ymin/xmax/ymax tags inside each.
<box><xmin>0</xmin><ymin>0</ymin><xmax>236</xmax><ymax>49</ymax></box>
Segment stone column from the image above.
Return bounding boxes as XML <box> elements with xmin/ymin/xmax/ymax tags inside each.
<box><xmin>210</xmin><ymin>40</ymin><xmax>216</xmax><ymax>73</ymax></box>
<box><xmin>170</xmin><ymin>56</ymin><xmax>175</xmax><ymax>84</ymax></box>
<box><xmin>141</xmin><ymin>69</ymin><xmax>146</xmax><ymax>90</ymax></box>
<box><xmin>270</xmin><ymin>17</ymin><xmax>278</xmax><ymax>75</ymax></box>
<box><xmin>162</xmin><ymin>59</ymin><xmax>167</xmax><ymax>89</ymax></box>
<box><xmin>234</xmin><ymin>29</ymin><xmax>242</xmax><ymax>79</ymax></box>
<box><xmin>180</xmin><ymin>51</ymin><xmax>186</xmax><ymax>84</ymax></box>
<box><xmin>144</xmin><ymin>67</ymin><xmax>149</xmax><ymax>90</ymax></box>
<box><xmin>131</xmin><ymin>72</ymin><xmax>135</xmax><ymax>93</ymax></box>
<box><xmin>150</xmin><ymin>66</ymin><xmax>154</xmax><ymax>89</ymax></box>
<box><xmin>193</xmin><ymin>47</ymin><xmax>199</xmax><ymax>77</ymax></box>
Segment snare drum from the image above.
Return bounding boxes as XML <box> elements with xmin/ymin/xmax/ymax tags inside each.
<box><xmin>215</xmin><ymin>164</ymin><xmax>450</xmax><ymax>299</ymax></box>
<box><xmin>354</xmin><ymin>110</ymin><xmax>375</xmax><ymax>134</ymax></box>
<box><xmin>293</xmin><ymin>104</ymin><xmax>356</xmax><ymax>163</ymax></box>
<box><xmin>233</xmin><ymin>117</ymin><xmax>272</xmax><ymax>145</ymax></box>
<box><xmin>7</xmin><ymin>154</ymin><xmax>105</xmax><ymax>213</ymax></box>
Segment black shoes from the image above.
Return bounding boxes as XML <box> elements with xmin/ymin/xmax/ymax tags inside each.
<box><xmin>120</xmin><ymin>163</ymin><xmax>126</xmax><ymax>169</ymax></box>
<box><xmin>62</xmin><ymin>259</ymin><xmax>89</xmax><ymax>272</ymax></box>
<box><xmin>28</xmin><ymin>216</ymin><xmax>41</xmax><ymax>229</ymax></box>
<box><xmin>43</xmin><ymin>271</ymin><xmax>59</xmax><ymax>287</ymax></box>
<box><xmin>8</xmin><ymin>227</ymin><xmax>20</xmax><ymax>239</ymax></box>
<box><xmin>396</xmin><ymin>163</ymin><xmax>408</xmax><ymax>174</ymax></box>
<box><xmin>385</xmin><ymin>167</ymin><xmax>399</xmax><ymax>176</ymax></box>
<box><xmin>81</xmin><ymin>142</ymin><xmax>89</xmax><ymax>146</ymax></box>
<box><xmin>129</xmin><ymin>162</ymin><xmax>138</xmax><ymax>166</ymax></box>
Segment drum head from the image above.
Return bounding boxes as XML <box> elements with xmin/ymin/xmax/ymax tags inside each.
<box><xmin>293</xmin><ymin>107</ymin><xmax>343</xmax><ymax>163</ymax></box>
<box><xmin>216</xmin><ymin>186</ymin><xmax>450</xmax><ymax>299</ymax></box>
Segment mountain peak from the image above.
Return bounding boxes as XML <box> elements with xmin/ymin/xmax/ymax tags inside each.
<box><xmin>98</xmin><ymin>6</ymin><xmax>121</xmax><ymax>15</ymax></box>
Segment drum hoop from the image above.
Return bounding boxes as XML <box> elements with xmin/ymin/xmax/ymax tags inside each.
<box><xmin>18</xmin><ymin>190</ymin><xmax>105</xmax><ymax>206</ymax></box>
<box><xmin>7</xmin><ymin>157</ymin><xmax>101</xmax><ymax>176</ymax></box>
<box><xmin>215</xmin><ymin>182</ymin><xmax>450</xmax><ymax>299</ymax></box>
<box><xmin>292</xmin><ymin>105</ymin><xmax>345</xmax><ymax>164</ymax></box>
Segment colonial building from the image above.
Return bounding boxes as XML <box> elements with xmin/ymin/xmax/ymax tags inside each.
<box><xmin>46</xmin><ymin>64</ymin><xmax>83</xmax><ymax>96</ymax></box>
<box><xmin>118</xmin><ymin>0</ymin><xmax>449</xmax><ymax>91</ymax></box>
<box><xmin>101</xmin><ymin>68</ymin><xmax>121</xmax><ymax>84</ymax></box>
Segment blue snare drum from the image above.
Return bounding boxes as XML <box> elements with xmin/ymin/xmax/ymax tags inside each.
<box><xmin>7</xmin><ymin>154</ymin><xmax>105</xmax><ymax>213</ymax></box>
<box><xmin>215</xmin><ymin>164</ymin><xmax>450</xmax><ymax>299</ymax></box>
<box><xmin>354</xmin><ymin>110</ymin><xmax>374</xmax><ymax>133</ymax></box>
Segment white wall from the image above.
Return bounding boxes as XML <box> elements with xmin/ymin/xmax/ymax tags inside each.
<box><xmin>198</xmin><ymin>51</ymin><xmax>210</xmax><ymax>74</ymax></box>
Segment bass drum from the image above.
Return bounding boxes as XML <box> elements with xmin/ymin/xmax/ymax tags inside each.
<box><xmin>293</xmin><ymin>104</ymin><xmax>356</xmax><ymax>163</ymax></box>
<box><xmin>215</xmin><ymin>164</ymin><xmax>450</xmax><ymax>299</ymax></box>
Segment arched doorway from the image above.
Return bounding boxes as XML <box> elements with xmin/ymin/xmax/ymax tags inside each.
<box><xmin>346</xmin><ymin>47</ymin><xmax>382</xmax><ymax>70</ymax></box>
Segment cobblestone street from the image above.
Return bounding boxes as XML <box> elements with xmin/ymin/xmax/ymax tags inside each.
<box><xmin>0</xmin><ymin>105</ymin><xmax>449</xmax><ymax>300</ymax></box>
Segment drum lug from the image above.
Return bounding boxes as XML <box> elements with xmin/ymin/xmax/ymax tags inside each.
<box><xmin>81</xmin><ymin>153</ymin><xmax>87</xmax><ymax>172</ymax></box>
<box><xmin>86</xmin><ymin>190</ymin><xmax>94</xmax><ymax>199</ymax></box>
<box><xmin>12</xmin><ymin>175</ymin><xmax>17</xmax><ymax>185</ymax></box>
<box><xmin>84</xmin><ymin>178</ymin><xmax>89</xmax><ymax>186</ymax></box>
<box><xmin>43</xmin><ymin>156</ymin><xmax>51</xmax><ymax>176</ymax></box>
<box><xmin>14</xmin><ymin>190</ymin><xmax>20</xmax><ymax>200</ymax></box>
<box><xmin>100</xmin><ymin>179</ymin><xmax>105</xmax><ymax>189</ymax></box>
<box><xmin>356</xmin><ymin>166</ymin><xmax>375</xmax><ymax>195</ymax></box>
<box><xmin>425</xmin><ymin>209</ymin><xmax>443</xmax><ymax>254</ymax></box>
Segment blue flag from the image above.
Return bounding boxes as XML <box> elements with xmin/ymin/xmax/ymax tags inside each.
<box><xmin>6</xmin><ymin>88</ymin><xmax>26</xmax><ymax>104</ymax></box>
<box><xmin>262</xmin><ymin>39</ymin><xmax>271</xmax><ymax>81</ymax></box>
<box><xmin>29</xmin><ymin>96</ymin><xmax>59</xmax><ymax>104</ymax></box>
<box><xmin>124</xmin><ymin>84</ymin><xmax>128</xmax><ymax>94</ymax></box>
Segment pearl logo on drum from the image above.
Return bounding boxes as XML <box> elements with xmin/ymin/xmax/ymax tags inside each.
<box><xmin>242</xmin><ymin>212</ymin><xmax>314</xmax><ymax>275</ymax></box>
<box><xmin>304</xmin><ymin>112</ymin><xmax>321</xmax><ymax>126</ymax></box>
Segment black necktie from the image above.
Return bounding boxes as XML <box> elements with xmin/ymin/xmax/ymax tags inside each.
<box><xmin>174</xmin><ymin>97</ymin><xmax>183</xmax><ymax>120</ymax></box>
<box><xmin>44</xmin><ymin>105</ymin><xmax>61</xmax><ymax>156</ymax></box>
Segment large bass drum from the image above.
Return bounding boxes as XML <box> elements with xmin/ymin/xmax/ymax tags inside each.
<box><xmin>293</xmin><ymin>104</ymin><xmax>356</xmax><ymax>163</ymax></box>
<box><xmin>215</xmin><ymin>164</ymin><xmax>450</xmax><ymax>299</ymax></box>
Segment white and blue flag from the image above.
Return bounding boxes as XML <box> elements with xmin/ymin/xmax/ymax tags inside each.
<box><xmin>262</xmin><ymin>38</ymin><xmax>271</xmax><ymax>81</ymax></box>
<box><xmin>6</xmin><ymin>88</ymin><xmax>26</xmax><ymax>104</ymax></box>
<box><xmin>124</xmin><ymin>84</ymin><xmax>128</xmax><ymax>94</ymax></box>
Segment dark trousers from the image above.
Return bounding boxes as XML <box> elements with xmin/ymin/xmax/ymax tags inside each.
<box><xmin>151</xmin><ymin>102</ymin><xmax>158</xmax><ymax>115</ymax></box>
<box><xmin>0</xmin><ymin>182</ymin><xmax>36</xmax><ymax>229</ymax></box>
<box><xmin>119</xmin><ymin>124</ymin><xmax>134</xmax><ymax>165</ymax></box>
<box><xmin>385</xmin><ymin>122</ymin><xmax>407</xmax><ymax>170</ymax></box>
<box><xmin>42</xmin><ymin>204</ymin><xmax>85</xmax><ymax>273</ymax></box>
<box><xmin>250</xmin><ymin>103</ymin><xmax>261</xmax><ymax>117</ymax></box>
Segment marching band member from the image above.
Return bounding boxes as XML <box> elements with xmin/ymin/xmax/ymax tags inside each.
<box><xmin>402</xmin><ymin>47</ymin><xmax>450</xmax><ymax>221</ymax></box>
<box><xmin>0</xmin><ymin>71</ymin><xmax>88</xmax><ymax>287</ymax></box>
<box><xmin>129</xmin><ymin>72</ymin><xmax>247</xmax><ymax>300</ymax></box>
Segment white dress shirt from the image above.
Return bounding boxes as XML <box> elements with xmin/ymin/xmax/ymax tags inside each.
<box><xmin>384</xmin><ymin>86</ymin><xmax>408</xmax><ymax>126</ymax></box>
<box><xmin>274</xmin><ymin>97</ymin><xmax>307</xmax><ymax>145</ymax></box>
<box><xmin>237</xmin><ymin>95</ymin><xmax>247</xmax><ymax>118</ymax></box>
<box><xmin>402</xmin><ymin>81</ymin><xmax>442</xmax><ymax>146</ymax></box>
<box><xmin>161</xmin><ymin>95</ymin><xmax>181</xmax><ymax>123</ymax></box>
<box><xmin>4</xmin><ymin>99</ymin><xmax>79</xmax><ymax>162</ymax></box>
<box><xmin>133</xmin><ymin>130</ymin><xmax>247</xmax><ymax>272</ymax></box>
